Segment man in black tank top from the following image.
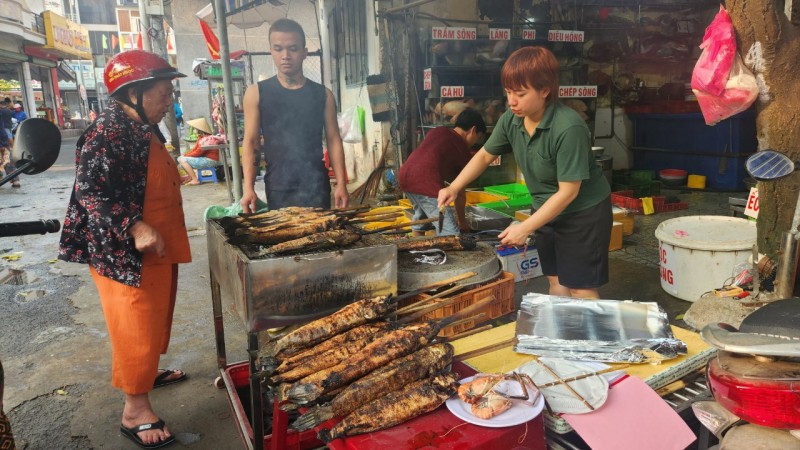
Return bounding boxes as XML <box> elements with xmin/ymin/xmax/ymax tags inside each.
<box><xmin>240</xmin><ymin>18</ymin><xmax>349</xmax><ymax>211</ymax></box>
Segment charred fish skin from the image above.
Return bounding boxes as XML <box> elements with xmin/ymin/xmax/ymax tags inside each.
<box><xmin>330</xmin><ymin>343</ymin><xmax>453</xmax><ymax>416</ymax></box>
<box><xmin>317</xmin><ymin>371</ymin><xmax>458</xmax><ymax>442</ymax></box>
<box><xmin>264</xmin><ymin>230</ymin><xmax>361</xmax><ymax>256</ymax></box>
<box><xmin>265</xmin><ymin>322</ymin><xmax>391</xmax><ymax>375</ymax></box>
<box><xmin>286</xmin><ymin>322</ymin><xmax>440</xmax><ymax>405</ymax></box>
<box><xmin>273</xmin><ymin>296</ymin><xmax>392</xmax><ymax>354</ymax></box>
<box><xmin>269</xmin><ymin>329</ymin><xmax>390</xmax><ymax>384</ymax></box>
<box><xmin>292</xmin><ymin>343</ymin><xmax>455</xmax><ymax>431</ymax></box>
<box><xmin>395</xmin><ymin>235</ymin><xmax>477</xmax><ymax>252</ymax></box>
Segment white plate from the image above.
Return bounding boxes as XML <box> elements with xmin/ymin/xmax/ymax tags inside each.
<box><xmin>445</xmin><ymin>375</ymin><xmax>545</xmax><ymax>428</ymax></box>
<box><xmin>517</xmin><ymin>358</ymin><xmax>609</xmax><ymax>414</ymax></box>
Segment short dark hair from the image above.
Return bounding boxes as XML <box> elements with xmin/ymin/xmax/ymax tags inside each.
<box><xmin>502</xmin><ymin>47</ymin><xmax>560</xmax><ymax>105</ymax></box>
<box><xmin>269</xmin><ymin>18</ymin><xmax>306</xmax><ymax>48</ymax></box>
<box><xmin>454</xmin><ymin>108</ymin><xmax>487</xmax><ymax>135</ymax></box>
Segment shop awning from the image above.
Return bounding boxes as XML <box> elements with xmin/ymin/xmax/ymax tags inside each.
<box><xmin>0</xmin><ymin>48</ymin><xmax>29</xmax><ymax>63</ymax></box>
<box><xmin>57</xmin><ymin>61</ymin><xmax>76</xmax><ymax>82</ymax></box>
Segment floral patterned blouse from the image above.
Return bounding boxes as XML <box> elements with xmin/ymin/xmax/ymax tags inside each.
<box><xmin>58</xmin><ymin>101</ymin><xmax>156</xmax><ymax>287</ymax></box>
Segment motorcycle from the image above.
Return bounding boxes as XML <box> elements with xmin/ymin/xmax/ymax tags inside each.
<box><xmin>692</xmin><ymin>150</ymin><xmax>800</xmax><ymax>450</ymax></box>
<box><xmin>0</xmin><ymin>117</ymin><xmax>62</xmax><ymax>449</ymax></box>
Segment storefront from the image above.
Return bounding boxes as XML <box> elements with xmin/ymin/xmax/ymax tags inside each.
<box><xmin>23</xmin><ymin>11</ymin><xmax>90</xmax><ymax>128</ymax></box>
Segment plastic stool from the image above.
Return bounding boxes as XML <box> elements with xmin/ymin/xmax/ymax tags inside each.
<box><xmin>195</xmin><ymin>168</ymin><xmax>218</xmax><ymax>183</ymax></box>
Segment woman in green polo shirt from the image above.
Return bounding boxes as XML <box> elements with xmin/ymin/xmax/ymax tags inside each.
<box><xmin>438</xmin><ymin>46</ymin><xmax>612</xmax><ymax>299</ymax></box>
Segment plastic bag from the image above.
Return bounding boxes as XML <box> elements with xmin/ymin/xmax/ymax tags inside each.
<box><xmin>337</xmin><ymin>106</ymin><xmax>362</xmax><ymax>143</ymax></box>
<box><xmin>693</xmin><ymin>54</ymin><xmax>758</xmax><ymax>125</ymax></box>
<box><xmin>691</xmin><ymin>6</ymin><xmax>736</xmax><ymax>97</ymax></box>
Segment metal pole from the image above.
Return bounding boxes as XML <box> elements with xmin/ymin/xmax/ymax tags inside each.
<box><xmin>138</xmin><ymin>0</ymin><xmax>152</xmax><ymax>52</ymax></box>
<box><xmin>212</xmin><ymin>0</ymin><xmax>243</xmax><ymax>201</ymax></box>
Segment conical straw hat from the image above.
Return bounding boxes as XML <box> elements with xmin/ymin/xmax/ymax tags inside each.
<box><xmin>187</xmin><ymin>117</ymin><xmax>212</xmax><ymax>135</ymax></box>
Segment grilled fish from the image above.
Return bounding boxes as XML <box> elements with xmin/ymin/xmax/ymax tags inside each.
<box><xmin>395</xmin><ymin>235</ymin><xmax>477</xmax><ymax>252</ymax></box>
<box><xmin>262</xmin><ymin>322</ymin><xmax>391</xmax><ymax>374</ymax></box>
<box><xmin>317</xmin><ymin>371</ymin><xmax>458</xmax><ymax>442</ymax></box>
<box><xmin>286</xmin><ymin>321</ymin><xmax>440</xmax><ymax>404</ymax></box>
<box><xmin>260</xmin><ymin>230</ymin><xmax>361</xmax><ymax>256</ymax></box>
<box><xmin>270</xmin><ymin>328</ymin><xmax>390</xmax><ymax>384</ymax></box>
<box><xmin>271</xmin><ymin>296</ymin><xmax>394</xmax><ymax>354</ymax></box>
<box><xmin>293</xmin><ymin>343</ymin><xmax>454</xmax><ymax>431</ymax></box>
<box><xmin>229</xmin><ymin>220</ymin><xmax>343</xmax><ymax>246</ymax></box>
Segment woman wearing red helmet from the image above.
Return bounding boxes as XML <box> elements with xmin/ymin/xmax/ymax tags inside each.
<box><xmin>58</xmin><ymin>50</ymin><xmax>189</xmax><ymax>449</ymax></box>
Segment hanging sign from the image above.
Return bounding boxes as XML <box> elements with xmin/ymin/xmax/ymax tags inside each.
<box><xmin>440</xmin><ymin>86</ymin><xmax>464</xmax><ymax>98</ymax></box>
<box><xmin>559</xmin><ymin>86</ymin><xmax>598</xmax><ymax>98</ymax></box>
<box><xmin>432</xmin><ymin>27</ymin><xmax>477</xmax><ymax>40</ymax></box>
<box><xmin>489</xmin><ymin>28</ymin><xmax>510</xmax><ymax>40</ymax></box>
<box><xmin>423</xmin><ymin>68</ymin><xmax>432</xmax><ymax>91</ymax></box>
<box><xmin>548</xmin><ymin>30</ymin><xmax>585</xmax><ymax>42</ymax></box>
<box><xmin>522</xmin><ymin>29</ymin><xmax>536</xmax><ymax>40</ymax></box>
<box><xmin>744</xmin><ymin>187</ymin><xmax>759</xmax><ymax>219</ymax></box>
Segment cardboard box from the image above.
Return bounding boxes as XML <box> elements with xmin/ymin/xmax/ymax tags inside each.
<box><xmin>496</xmin><ymin>246</ymin><xmax>543</xmax><ymax>282</ymax></box>
<box><xmin>609</xmin><ymin>221</ymin><xmax>623</xmax><ymax>251</ymax></box>
<box><xmin>612</xmin><ymin>206</ymin><xmax>634</xmax><ymax>236</ymax></box>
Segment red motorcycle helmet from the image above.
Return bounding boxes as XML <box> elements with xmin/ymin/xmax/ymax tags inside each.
<box><xmin>104</xmin><ymin>50</ymin><xmax>185</xmax><ymax>96</ymax></box>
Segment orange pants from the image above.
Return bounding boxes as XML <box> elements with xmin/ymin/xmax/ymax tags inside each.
<box><xmin>91</xmin><ymin>264</ymin><xmax>178</xmax><ymax>395</ymax></box>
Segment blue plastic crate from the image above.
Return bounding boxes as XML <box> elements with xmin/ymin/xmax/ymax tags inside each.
<box><xmin>628</xmin><ymin>110</ymin><xmax>756</xmax><ymax>191</ymax></box>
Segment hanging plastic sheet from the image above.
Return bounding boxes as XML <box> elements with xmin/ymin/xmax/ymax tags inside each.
<box><xmin>514</xmin><ymin>294</ymin><xmax>687</xmax><ymax>363</ymax></box>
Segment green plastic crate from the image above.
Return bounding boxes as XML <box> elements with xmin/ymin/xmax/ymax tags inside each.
<box><xmin>476</xmin><ymin>196</ymin><xmax>533</xmax><ymax>218</ymax></box>
<box><xmin>613</xmin><ymin>181</ymin><xmax>661</xmax><ymax>198</ymax></box>
<box><xmin>484</xmin><ymin>183</ymin><xmax>531</xmax><ymax>200</ymax></box>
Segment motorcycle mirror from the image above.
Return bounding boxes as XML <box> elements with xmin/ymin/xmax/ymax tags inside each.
<box><xmin>0</xmin><ymin>118</ymin><xmax>61</xmax><ymax>186</ymax></box>
<box><xmin>745</xmin><ymin>150</ymin><xmax>796</xmax><ymax>181</ymax></box>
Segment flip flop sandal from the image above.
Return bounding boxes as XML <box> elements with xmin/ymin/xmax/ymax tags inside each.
<box><xmin>153</xmin><ymin>369</ymin><xmax>187</xmax><ymax>389</ymax></box>
<box><xmin>119</xmin><ymin>419</ymin><xmax>175</xmax><ymax>449</ymax></box>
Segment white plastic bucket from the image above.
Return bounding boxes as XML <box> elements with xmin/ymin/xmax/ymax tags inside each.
<box><xmin>654</xmin><ymin>216</ymin><xmax>756</xmax><ymax>302</ymax></box>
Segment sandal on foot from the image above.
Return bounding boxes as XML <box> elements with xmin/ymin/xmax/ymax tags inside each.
<box><xmin>153</xmin><ymin>369</ymin><xmax>187</xmax><ymax>389</ymax></box>
<box><xmin>119</xmin><ymin>419</ymin><xmax>175</xmax><ymax>449</ymax></box>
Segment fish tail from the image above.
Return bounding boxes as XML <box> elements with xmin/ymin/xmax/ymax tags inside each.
<box><xmin>292</xmin><ymin>405</ymin><xmax>333</xmax><ymax>431</ymax></box>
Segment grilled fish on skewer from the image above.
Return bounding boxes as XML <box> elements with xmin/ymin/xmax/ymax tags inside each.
<box><xmin>261</xmin><ymin>322</ymin><xmax>391</xmax><ymax>374</ymax></box>
<box><xmin>272</xmin><ymin>296</ymin><xmax>394</xmax><ymax>354</ymax></box>
<box><xmin>285</xmin><ymin>321</ymin><xmax>440</xmax><ymax>404</ymax></box>
<box><xmin>317</xmin><ymin>372</ymin><xmax>458</xmax><ymax>442</ymax></box>
<box><xmin>229</xmin><ymin>221</ymin><xmax>342</xmax><ymax>246</ymax></box>
<box><xmin>395</xmin><ymin>235</ymin><xmax>477</xmax><ymax>252</ymax></box>
<box><xmin>292</xmin><ymin>343</ymin><xmax>455</xmax><ymax>431</ymax></box>
<box><xmin>258</xmin><ymin>230</ymin><xmax>362</xmax><ymax>256</ymax></box>
<box><xmin>270</xmin><ymin>328</ymin><xmax>391</xmax><ymax>384</ymax></box>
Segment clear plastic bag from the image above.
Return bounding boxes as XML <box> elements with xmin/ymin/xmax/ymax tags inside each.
<box><xmin>691</xmin><ymin>6</ymin><xmax>736</xmax><ymax>96</ymax></box>
<box><xmin>337</xmin><ymin>106</ymin><xmax>362</xmax><ymax>143</ymax></box>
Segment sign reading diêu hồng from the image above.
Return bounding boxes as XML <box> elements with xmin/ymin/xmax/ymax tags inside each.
<box><xmin>548</xmin><ymin>30</ymin><xmax>584</xmax><ymax>42</ymax></box>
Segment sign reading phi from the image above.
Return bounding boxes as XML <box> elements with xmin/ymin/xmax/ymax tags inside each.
<box><xmin>744</xmin><ymin>187</ymin><xmax>759</xmax><ymax>219</ymax></box>
<box><xmin>522</xmin><ymin>29</ymin><xmax>536</xmax><ymax>40</ymax></box>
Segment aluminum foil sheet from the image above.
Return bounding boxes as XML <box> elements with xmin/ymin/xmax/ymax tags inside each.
<box><xmin>514</xmin><ymin>294</ymin><xmax>687</xmax><ymax>363</ymax></box>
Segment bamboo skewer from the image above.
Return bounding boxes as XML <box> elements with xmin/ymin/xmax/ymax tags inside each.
<box><xmin>534</xmin><ymin>365</ymin><xmax>630</xmax><ymax>389</ymax></box>
<box><xmin>535</xmin><ymin>359</ymin><xmax>595</xmax><ymax>411</ymax></box>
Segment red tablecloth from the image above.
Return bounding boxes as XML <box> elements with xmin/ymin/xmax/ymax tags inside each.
<box><xmin>319</xmin><ymin>362</ymin><xmax>547</xmax><ymax>450</ymax></box>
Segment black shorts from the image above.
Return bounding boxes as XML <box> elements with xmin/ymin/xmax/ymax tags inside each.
<box><xmin>534</xmin><ymin>196</ymin><xmax>612</xmax><ymax>289</ymax></box>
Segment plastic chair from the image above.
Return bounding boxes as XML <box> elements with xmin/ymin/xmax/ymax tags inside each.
<box><xmin>195</xmin><ymin>167</ymin><xmax>218</xmax><ymax>183</ymax></box>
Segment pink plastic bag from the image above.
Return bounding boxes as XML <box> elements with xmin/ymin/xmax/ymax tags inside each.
<box><xmin>691</xmin><ymin>6</ymin><xmax>736</xmax><ymax>96</ymax></box>
<box><xmin>693</xmin><ymin>54</ymin><xmax>758</xmax><ymax>125</ymax></box>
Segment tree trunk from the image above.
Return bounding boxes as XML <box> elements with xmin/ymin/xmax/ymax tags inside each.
<box><xmin>726</xmin><ymin>1</ymin><xmax>800</xmax><ymax>258</ymax></box>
